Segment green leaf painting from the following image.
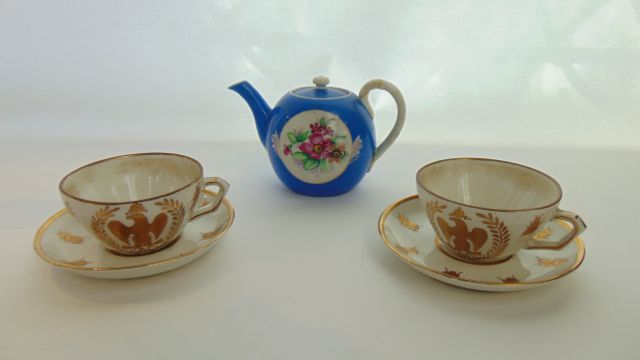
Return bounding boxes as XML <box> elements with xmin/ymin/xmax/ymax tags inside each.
<box><xmin>304</xmin><ymin>158</ymin><xmax>319</xmax><ymax>170</ymax></box>
<box><xmin>279</xmin><ymin>117</ymin><xmax>357</xmax><ymax>176</ymax></box>
<box><xmin>319</xmin><ymin>159</ymin><xmax>329</xmax><ymax>172</ymax></box>
<box><xmin>292</xmin><ymin>152</ymin><xmax>308</xmax><ymax>161</ymax></box>
<box><xmin>297</xmin><ymin>130</ymin><xmax>310</xmax><ymax>142</ymax></box>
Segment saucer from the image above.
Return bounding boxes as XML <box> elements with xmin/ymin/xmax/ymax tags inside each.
<box><xmin>34</xmin><ymin>190</ymin><xmax>235</xmax><ymax>279</ymax></box>
<box><xmin>378</xmin><ymin>195</ymin><xmax>585</xmax><ymax>291</ymax></box>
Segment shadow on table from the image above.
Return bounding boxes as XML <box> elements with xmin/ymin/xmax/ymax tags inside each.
<box><xmin>366</xmin><ymin>226</ymin><xmax>586</xmax><ymax>322</ymax></box>
<box><xmin>49</xmin><ymin>237</ymin><xmax>236</xmax><ymax>304</ymax></box>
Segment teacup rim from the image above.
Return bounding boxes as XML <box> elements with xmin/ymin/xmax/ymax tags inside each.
<box><xmin>59</xmin><ymin>152</ymin><xmax>203</xmax><ymax>205</ymax></box>
<box><xmin>416</xmin><ymin>157</ymin><xmax>563</xmax><ymax>212</ymax></box>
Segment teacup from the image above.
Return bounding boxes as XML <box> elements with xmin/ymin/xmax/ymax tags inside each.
<box><xmin>59</xmin><ymin>153</ymin><xmax>230</xmax><ymax>255</ymax></box>
<box><xmin>416</xmin><ymin>158</ymin><xmax>586</xmax><ymax>264</ymax></box>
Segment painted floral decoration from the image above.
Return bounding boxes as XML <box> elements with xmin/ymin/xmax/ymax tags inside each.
<box><xmin>273</xmin><ymin>117</ymin><xmax>361</xmax><ymax>173</ymax></box>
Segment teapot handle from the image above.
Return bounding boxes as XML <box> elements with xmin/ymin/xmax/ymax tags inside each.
<box><xmin>358</xmin><ymin>79</ymin><xmax>406</xmax><ymax>171</ymax></box>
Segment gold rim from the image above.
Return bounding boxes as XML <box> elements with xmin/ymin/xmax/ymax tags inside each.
<box><xmin>434</xmin><ymin>237</ymin><xmax>514</xmax><ymax>265</ymax></box>
<box><xmin>416</xmin><ymin>157</ymin><xmax>563</xmax><ymax>212</ymax></box>
<box><xmin>33</xmin><ymin>190</ymin><xmax>235</xmax><ymax>272</ymax></box>
<box><xmin>59</xmin><ymin>152</ymin><xmax>204</xmax><ymax>205</ymax></box>
<box><xmin>378</xmin><ymin>195</ymin><xmax>585</xmax><ymax>287</ymax></box>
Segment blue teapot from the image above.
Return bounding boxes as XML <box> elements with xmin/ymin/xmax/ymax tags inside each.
<box><xmin>229</xmin><ymin>76</ymin><xmax>406</xmax><ymax>196</ymax></box>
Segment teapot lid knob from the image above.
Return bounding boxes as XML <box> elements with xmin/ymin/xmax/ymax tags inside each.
<box><xmin>313</xmin><ymin>75</ymin><xmax>330</xmax><ymax>88</ymax></box>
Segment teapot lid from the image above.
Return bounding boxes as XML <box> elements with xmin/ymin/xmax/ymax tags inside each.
<box><xmin>290</xmin><ymin>76</ymin><xmax>351</xmax><ymax>100</ymax></box>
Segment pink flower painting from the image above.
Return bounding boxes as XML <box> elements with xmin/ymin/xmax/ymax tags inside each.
<box><xmin>299</xmin><ymin>133</ymin><xmax>332</xmax><ymax>160</ymax></box>
<box><xmin>279</xmin><ymin>117</ymin><xmax>355</xmax><ymax>173</ymax></box>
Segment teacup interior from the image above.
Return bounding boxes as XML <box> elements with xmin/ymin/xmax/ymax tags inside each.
<box><xmin>60</xmin><ymin>154</ymin><xmax>201</xmax><ymax>203</ymax></box>
<box><xmin>418</xmin><ymin>159</ymin><xmax>561</xmax><ymax>210</ymax></box>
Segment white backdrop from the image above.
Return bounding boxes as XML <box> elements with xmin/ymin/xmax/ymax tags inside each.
<box><xmin>1</xmin><ymin>0</ymin><xmax>639</xmax><ymax>147</ymax></box>
<box><xmin>2</xmin><ymin>3</ymin><xmax>640</xmax><ymax>359</ymax></box>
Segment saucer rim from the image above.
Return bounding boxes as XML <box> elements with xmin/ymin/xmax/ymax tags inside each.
<box><xmin>378</xmin><ymin>194</ymin><xmax>586</xmax><ymax>287</ymax></box>
<box><xmin>33</xmin><ymin>190</ymin><xmax>235</xmax><ymax>272</ymax></box>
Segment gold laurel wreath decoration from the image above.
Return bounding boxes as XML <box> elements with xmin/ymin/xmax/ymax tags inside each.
<box><xmin>476</xmin><ymin>212</ymin><xmax>510</xmax><ymax>259</ymax></box>
<box><xmin>425</xmin><ymin>201</ymin><xmax>447</xmax><ymax>230</ymax></box>
<box><xmin>155</xmin><ymin>199</ymin><xmax>185</xmax><ymax>243</ymax></box>
<box><xmin>90</xmin><ymin>206</ymin><xmax>120</xmax><ymax>247</ymax></box>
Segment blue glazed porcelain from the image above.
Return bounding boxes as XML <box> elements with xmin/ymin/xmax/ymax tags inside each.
<box><xmin>229</xmin><ymin>76</ymin><xmax>406</xmax><ymax>197</ymax></box>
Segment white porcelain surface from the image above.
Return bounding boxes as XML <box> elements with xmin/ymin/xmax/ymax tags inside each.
<box><xmin>59</xmin><ymin>153</ymin><xmax>229</xmax><ymax>255</ymax></box>
<box><xmin>34</xmin><ymin>190</ymin><xmax>234</xmax><ymax>279</ymax></box>
<box><xmin>417</xmin><ymin>157</ymin><xmax>562</xmax><ymax>209</ymax></box>
<box><xmin>358</xmin><ymin>79</ymin><xmax>406</xmax><ymax>170</ymax></box>
<box><xmin>379</xmin><ymin>195</ymin><xmax>585</xmax><ymax>291</ymax></box>
<box><xmin>60</xmin><ymin>153</ymin><xmax>202</xmax><ymax>202</ymax></box>
<box><xmin>416</xmin><ymin>158</ymin><xmax>586</xmax><ymax>263</ymax></box>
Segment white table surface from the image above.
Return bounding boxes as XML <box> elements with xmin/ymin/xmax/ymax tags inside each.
<box><xmin>1</xmin><ymin>140</ymin><xmax>638</xmax><ymax>359</ymax></box>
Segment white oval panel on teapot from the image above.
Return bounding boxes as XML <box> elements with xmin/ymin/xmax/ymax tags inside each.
<box><xmin>271</xmin><ymin>110</ymin><xmax>361</xmax><ymax>184</ymax></box>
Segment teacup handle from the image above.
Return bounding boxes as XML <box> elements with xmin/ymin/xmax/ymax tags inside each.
<box><xmin>358</xmin><ymin>79</ymin><xmax>406</xmax><ymax>171</ymax></box>
<box><xmin>190</xmin><ymin>177</ymin><xmax>230</xmax><ymax>219</ymax></box>
<box><xmin>526</xmin><ymin>209</ymin><xmax>587</xmax><ymax>250</ymax></box>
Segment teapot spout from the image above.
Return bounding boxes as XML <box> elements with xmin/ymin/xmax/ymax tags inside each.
<box><xmin>228</xmin><ymin>81</ymin><xmax>272</xmax><ymax>147</ymax></box>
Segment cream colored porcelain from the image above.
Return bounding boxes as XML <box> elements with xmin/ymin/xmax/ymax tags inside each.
<box><xmin>416</xmin><ymin>158</ymin><xmax>586</xmax><ymax>264</ymax></box>
<box><xmin>59</xmin><ymin>153</ymin><xmax>230</xmax><ymax>255</ymax></box>
<box><xmin>379</xmin><ymin>195</ymin><xmax>585</xmax><ymax>291</ymax></box>
<box><xmin>34</xmin><ymin>190</ymin><xmax>234</xmax><ymax>279</ymax></box>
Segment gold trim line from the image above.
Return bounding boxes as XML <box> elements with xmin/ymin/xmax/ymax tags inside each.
<box><xmin>416</xmin><ymin>158</ymin><xmax>563</xmax><ymax>212</ymax></box>
<box><xmin>378</xmin><ymin>195</ymin><xmax>585</xmax><ymax>287</ymax></box>
<box><xmin>59</xmin><ymin>152</ymin><xmax>204</xmax><ymax>205</ymax></box>
<box><xmin>33</xmin><ymin>190</ymin><xmax>235</xmax><ymax>272</ymax></box>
